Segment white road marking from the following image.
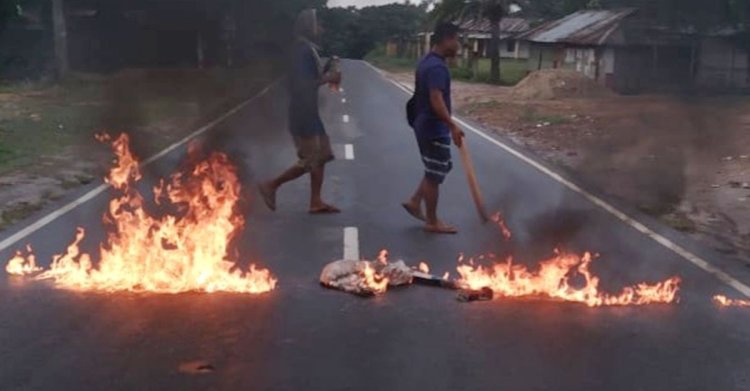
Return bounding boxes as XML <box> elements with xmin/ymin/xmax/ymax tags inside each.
<box><xmin>0</xmin><ymin>81</ymin><xmax>278</xmax><ymax>253</ymax></box>
<box><xmin>342</xmin><ymin>98</ymin><xmax>347</xmax><ymax>104</ymax></box>
<box><xmin>344</xmin><ymin>227</ymin><xmax>360</xmax><ymax>261</ymax></box>
<box><xmin>343</xmin><ymin>114</ymin><xmax>350</xmax><ymax>123</ymax></box>
<box><xmin>344</xmin><ymin>144</ymin><xmax>355</xmax><ymax>160</ymax></box>
<box><xmin>365</xmin><ymin>61</ymin><xmax>750</xmax><ymax>298</ymax></box>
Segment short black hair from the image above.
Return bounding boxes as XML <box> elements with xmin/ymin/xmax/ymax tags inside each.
<box><xmin>432</xmin><ymin>22</ymin><xmax>460</xmax><ymax>46</ymax></box>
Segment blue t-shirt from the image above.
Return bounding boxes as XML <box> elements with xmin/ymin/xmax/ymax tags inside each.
<box><xmin>288</xmin><ymin>40</ymin><xmax>325</xmax><ymax>137</ymax></box>
<box><xmin>414</xmin><ymin>52</ymin><xmax>451</xmax><ymax>140</ymax></box>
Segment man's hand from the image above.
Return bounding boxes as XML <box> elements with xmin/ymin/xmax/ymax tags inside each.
<box><xmin>450</xmin><ymin>122</ymin><xmax>465</xmax><ymax>148</ymax></box>
<box><xmin>324</xmin><ymin>71</ymin><xmax>342</xmax><ymax>85</ymax></box>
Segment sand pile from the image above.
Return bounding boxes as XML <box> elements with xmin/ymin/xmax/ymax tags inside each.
<box><xmin>510</xmin><ymin>69</ymin><xmax>612</xmax><ymax>100</ymax></box>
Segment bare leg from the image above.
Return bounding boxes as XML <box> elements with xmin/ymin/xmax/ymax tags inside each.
<box><xmin>270</xmin><ymin>165</ymin><xmax>306</xmax><ymax>189</ymax></box>
<box><xmin>259</xmin><ymin>165</ymin><xmax>306</xmax><ymax>211</ymax></box>
<box><xmin>402</xmin><ymin>177</ymin><xmax>427</xmax><ymax>221</ymax></box>
<box><xmin>423</xmin><ymin>177</ymin><xmax>457</xmax><ymax>234</ymax></box>
<box><xmin>309</xmin><ymin>164</ymin><xmax>340</xmax><ymax>213</ymax></box>
<box><xmin>423</xmin><ymin>178</ymin><xmax>439</xmax><ymax>224</ymax></box>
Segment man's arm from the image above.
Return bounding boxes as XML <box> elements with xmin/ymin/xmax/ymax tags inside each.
<box><xmin>319</xmin><ymin>71</ymin><xmax>341</xmax><ymax>86</ymax></box>
<box><xmin>429</xmin><ymin>89</ymin><xmax>464</xmax><ymax>147</ymax></box>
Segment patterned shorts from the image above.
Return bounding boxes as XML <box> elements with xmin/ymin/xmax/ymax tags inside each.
<box><xmin>417</xmin><ymin>136</ymin><xmax>452</xmax><ymax>184</ymax></box>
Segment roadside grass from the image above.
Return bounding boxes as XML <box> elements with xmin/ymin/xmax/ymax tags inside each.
<box><xmin>366</xmin><ymin>50</ymin><xmax>529</xmax><ymax>87</ymax></box>
<box><xmin>364</xmin><ymin>47</ymin><xmax>417</xmax><ymax>73</ymax></box>
<box><xmin>451</xmin><ymin>58</ymin><xmax>528</xmax><ymax>86</ymax></box>
<box><xmin>0</xmin><ymin>63</ymin><xmax>276</xmax><ymax>230</ymax></box>
<box><xmin>0</xmin><ymin>202</ymin><xmax>43</xmax><ymax>230</ymax></box>
<box><xmin>0</xmin><ymin>65</ymin><xmax>275</xmax><ymax>174</ymax></box>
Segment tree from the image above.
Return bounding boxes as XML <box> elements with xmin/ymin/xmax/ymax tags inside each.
<box><xmin>431</xmin><ymin>0</ymin><xmax>513</xmax><ymax>84</ymax></box>
<box><xmin>319</xmin><ymin>3</ymin><xmax>427</xmax><ymax>59</ymax></box>
<box><xmin>51</xmin><ymin>0</ymin><xmax>68</xmax><ymax>79</ymax></box>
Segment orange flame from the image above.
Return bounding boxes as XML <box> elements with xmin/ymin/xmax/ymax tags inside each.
<box><xmin>5</xmin><ymin>245</ymin><xmax>41</xmax><ymax>276</ymax></box>
<box><xmin>491</xmin><ymin>212</ymin><xmax>512</xmax><ymax>241</ymax></box>
<box><xmin>362</xmin><ymin>262</ymin><xmax>389</xmax><ymax>294</ymax></box>
<box><xmin>6</xmin><ymin>133</ymin><xmax>276</xmax><ymax>294</ymax></box>
<box><xmin>456</xmin><ymin>251</ymin><xmax>681</xmax><ymax>307</ymax></box>
<box><xmin>714</xmin><ymin>295</ymin><xmax>750</xmax><ymax>307</ymax></box>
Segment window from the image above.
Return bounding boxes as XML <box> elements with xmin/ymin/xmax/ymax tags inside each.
<box><xmin>506</xmin><ymin>39</ymin><xmax>516</xmax><ymax>53</ymax></box>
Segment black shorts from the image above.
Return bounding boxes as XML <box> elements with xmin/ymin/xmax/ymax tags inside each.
<box><xmin>417</xmin><ymin>136</ymin><xmax>452</xmax><ymax>184</ymax></box>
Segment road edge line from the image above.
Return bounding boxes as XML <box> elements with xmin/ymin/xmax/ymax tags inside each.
<box><xmin>0</xmin><ymin>81</ymin><xmax>278</xmax><ymax>253</ymax></box>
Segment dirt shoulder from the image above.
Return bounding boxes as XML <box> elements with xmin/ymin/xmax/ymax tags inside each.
<box><xmin>0</xmin><ymin>65</ymin><xmax>276</xmax><ymax>231</ymax></box>
<box><xmin>389</xmin><ymin>69</ymin><xmax>750</xmax><ymax>263</ymax></box>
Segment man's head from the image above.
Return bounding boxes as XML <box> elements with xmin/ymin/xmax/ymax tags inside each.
<box><xmin>432</xmin><ymin>23</ymin><xmax>460</xmax><ymax>57</ymax></box>
<box><xmin>295</xmin><ymin>9</ymin><xmax>321</xmax><ymax>42</ymax></box>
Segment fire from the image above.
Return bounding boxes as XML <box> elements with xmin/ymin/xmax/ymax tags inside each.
<box><xmin>491</xmin><ymin>212</ymin><xmax>512</xmax><ymax>241</ymax></box>
<box><xmin>5</xmin><ymin>245</ymin><xmax>41</xmax><ymax>276</ymax></box>
<box><xmin>6</xmin><ymin>133</ymin><xmax>277</xmax><ymax>294</ymax></box>
<box><xmin>362</xmin><ymin>262</ymin><xmax>389</xmax><ymax>294</ymax></box>
<box><xmin>456</xmin><ymin>251</ymin><xmax>681</xmax><ymax>307</ymax></box>
<box><xmin>714</xmin><ymin>295</ymin><xmax>750</xmax><ymax>308</ymax></box>
<box><xmin>418</xmin><ymin>262</ymin><xmax>430</xmax><ymax>274</ymax></box>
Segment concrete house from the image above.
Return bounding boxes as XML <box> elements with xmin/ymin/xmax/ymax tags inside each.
<box><xmin>416</xmin><ymin>17</ymin><xmax>531</xmax><ymax>60</ymax></box>
<box><xmin>517</xmin><ymin>8</ymin><xmax>749</xmax><ymax>93</ymax></box>
<box><xmin>458</xmin><ymin>17</ymin><xmax>531</xmax><ymax>59</ymax></box>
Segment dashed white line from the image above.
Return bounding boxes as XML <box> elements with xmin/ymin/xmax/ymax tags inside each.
<box><xmin>344</xmin><ymin>144</ymin><xmax>355</xmax><ymax>160</ymax></box>
<box><xmin>0</xmin><ymin>81</ymin><xmax>278</xmax><ymax>253</ymax></box>
<box><xmin>342</xmin><ymin>98</ymin><xmax>347</xmax><ymax>104</ymax></box>
<box><xmin>342</xmin><ymin>114</ymin><xmax>350</xmax><ymax>123</ymax></box>
<box><xmin>364</xmin><ymin>60</ymin><xmax>750</xmax><ymax>299</ymax></box>
<box><xmin>343</xmin><ymin>227</ymin><xmax>360</xmax><ymax>261</ymax></box>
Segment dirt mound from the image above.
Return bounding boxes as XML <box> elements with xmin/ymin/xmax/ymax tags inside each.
<box><xmin>510</xmin><ymin>69</ymin><xmax>612</xmax><ymax>100</ymax></box>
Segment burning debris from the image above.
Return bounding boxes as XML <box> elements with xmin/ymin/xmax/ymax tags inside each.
<box><xmin>6</xmin><ymin>245</ymin><xmax>41</xmax><ymax>276</ymax></box>
<box><xmin>5</xmin><ymin>133</ymin><xmax>277</xmax><ymax>294</ymax></box>
<box><xmin>456</xmin><ymin>251</ymin><xmax>682</xmax><ymax>307</ymax></box>
<box><xmin>491</xmin><ymin>212</ymin><xmax>512</xmax><ymax>241</ymax></box>
<box><xmin>320</xmin><ymin>250</ymin><xmax>413</xmax><ymax>297</ymax></box>
<box><xmin>320</xmin><ymin>211</ymin><xmax>684</xmax><ymax>307</ymax></box>
<box><xmin>714</xmin><ymin>295</ymin><xmax>750</xmax><ymax>308</ymax></box>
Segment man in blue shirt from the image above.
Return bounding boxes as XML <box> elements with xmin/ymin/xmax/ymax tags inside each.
<box><xmin>403</xmin><ymin>23</ymin><xmax>464</xmax><ymax>234</ymax></box>
<box><xmin>259</xmin><ymin>9</ymin><xmax>342</xmax><ymax>214</ymax></box>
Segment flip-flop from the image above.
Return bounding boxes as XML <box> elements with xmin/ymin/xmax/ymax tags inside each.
<box><xmin>258</xmin><ymin>184</ymin><xmax>276</xmax><ymax>211</ymax></box>
<box><xmin>402</xmin><ymin>202</ymin><xmax>426</xmax><ymax>222</ymax></box>
<box><xmin>309</xmin><ymin>204</ymin><xmax>341</xmax><ymax>214</ymax></box>
<box><xmin>424</xmin><ymin>223</ymin><xmax>458</xmax><ymax>235</ymax></box>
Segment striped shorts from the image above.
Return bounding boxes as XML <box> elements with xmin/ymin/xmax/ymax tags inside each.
<box><xmin>417</xmin><ymin>136</ymin><xmax>452</xmax><ymax>184</ymax></box>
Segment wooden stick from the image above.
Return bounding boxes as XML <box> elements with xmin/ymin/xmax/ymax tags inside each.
<box><xmin>457</xmin><ymin>141</ymin><xmax>490</xmax><ymax>223</ymax></box>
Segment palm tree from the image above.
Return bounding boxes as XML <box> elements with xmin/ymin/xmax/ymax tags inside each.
<box><xmin>431</xmin><ymin>0</ymin><xmax>513</xmax><ymax>84</ymax></box>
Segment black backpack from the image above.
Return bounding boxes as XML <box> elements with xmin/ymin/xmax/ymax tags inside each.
<box><xmin>406</xmin><ymin>95</ymin><xmax>416</xmax><ymax>128</ymax></box>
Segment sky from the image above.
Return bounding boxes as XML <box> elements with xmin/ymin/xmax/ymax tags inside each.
<box><xmin>327</xmin><ymin>0</ymin><xmax>404</xmax><ymax>8</ymax></box>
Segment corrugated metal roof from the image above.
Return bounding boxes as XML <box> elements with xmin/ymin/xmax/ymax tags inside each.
<box><xmin>459</xmin><ymin>17</ymin><xmax>531</xmax><ymax>35</ymax></box>
<box><xmin>518</xmin><ymin>8</ymin><xmax>637</xmax><ymax>45</ymax></box>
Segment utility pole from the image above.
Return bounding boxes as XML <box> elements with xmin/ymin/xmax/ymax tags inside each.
<box><xmin>52</xmin><ymin>0</ymin><xmax>69</xmax><ymax>79</ymax></box>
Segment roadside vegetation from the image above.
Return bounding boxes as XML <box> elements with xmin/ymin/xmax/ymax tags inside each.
<box><xmin>366</xmin><ymin>46</ymin><xmax>528</xmax><ymax>86</ymax></box>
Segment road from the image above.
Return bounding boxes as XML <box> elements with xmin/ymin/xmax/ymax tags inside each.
<box><xmin>1</xmin><ymin>60</ymin><xmax>750</xmax><ymax>391</ymax></box>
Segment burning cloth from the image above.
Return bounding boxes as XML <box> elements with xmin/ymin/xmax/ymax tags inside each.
<box><xmin>320</xmin><ymin>256</ymin><xmax>413</xmax><ymax>297</ymax></box>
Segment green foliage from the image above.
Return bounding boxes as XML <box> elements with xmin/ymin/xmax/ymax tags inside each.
<box><xmin>450</xmin><ymin>58</ymin><xmax>528</xmax><ymax>85</ymax></box>
<box><xmin>320</xmin><ymin>3</ymin><xmax>427</xmax><ymax>59</ymax></box>
<box><xmin>0</xmin><ymin>0</ymin><xmax>23</xmax><ymax>28</ymax></box>
<box><xmin>364</xmin><ymin>46</ymin><xmax>418</xmax><ymax>71</ymax></box>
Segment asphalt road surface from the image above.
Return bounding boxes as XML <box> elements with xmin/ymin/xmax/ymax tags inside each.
<box><xmin>1</xmin><ymin>60</ymin><xmax>750</xmax><ymax>391</ymax></box>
